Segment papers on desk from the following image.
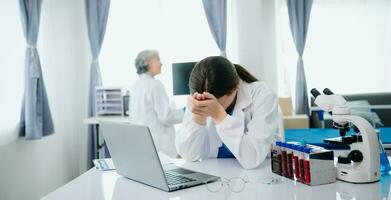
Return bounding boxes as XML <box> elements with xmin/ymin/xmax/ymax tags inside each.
<box><xmin>93</xmin><ymin>159</ymin><xmax>115</xmax><ymax>171</ymax></box>
<box><xmin>158</xmin><ymin>152</ymin><xmax>185</xmax><ymax>165</ymax></box>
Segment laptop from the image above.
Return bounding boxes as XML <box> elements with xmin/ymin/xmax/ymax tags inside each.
<box><xmin>100</xmin><ymin>122</ymin><xmax>220</xmax><ymax>192</ymax></box>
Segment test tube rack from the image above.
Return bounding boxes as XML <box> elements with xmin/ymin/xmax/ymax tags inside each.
<box><xmin>271</xmin><ymin>141</ymin><xmax>337</xmax><ymax>186</ymax></box>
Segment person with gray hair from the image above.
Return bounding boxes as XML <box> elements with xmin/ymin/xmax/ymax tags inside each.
<box><xmin>129</xmin><ymin>50</ymin><xmax>184</xmax><ymax>157</ymax></box>
<box><xmin>134</xmin><ymin>49</ymin><xmax>159</xmax><ymax>75</ymax></box>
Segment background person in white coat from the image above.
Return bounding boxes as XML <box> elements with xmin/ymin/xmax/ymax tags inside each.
<box><xmin>175</xmin><ymin>56</ymin><xmax>279</xmax><ymax>169</ymax></box>
<box><xmin>129</xmin><ymin>50</ymin><xmax>184</xmax><ymax>157</ymax></box>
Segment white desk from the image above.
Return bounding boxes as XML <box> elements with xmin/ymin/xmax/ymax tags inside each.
<box><xmin>84</xmin><ymin>116</ymin><xmax>130</xmax><ymax>125</ymax></box>
<box><xmin>42</xmin><ymin>158</ymin><xmax>391</xmax><ymax>200</ymax></box>
<box><xmin>84</xmin><ymin>116</ymin><xmax>130</xmax><ymax>158</ymax></box>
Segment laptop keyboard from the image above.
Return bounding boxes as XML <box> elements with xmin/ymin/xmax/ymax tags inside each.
<box><xmin>164</xmin><ymin>171</ymin><xmax>195</xmax><ymax>185</ymax></box>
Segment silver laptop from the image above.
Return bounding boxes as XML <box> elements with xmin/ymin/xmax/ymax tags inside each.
<box><xmin>100</xmin><ymin>122</ymin><xmax>220</xmax><ymax>192</ymax></box>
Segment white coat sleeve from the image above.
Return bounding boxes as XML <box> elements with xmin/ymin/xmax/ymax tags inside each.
<box><xmin>175</xmin><ymin>110</ymin><xmax>209</xmax><ymax>161</ymax></box>
<box><xmin>151</xmin><ymin>82</ymin><xmax>184</xmax><ymax>125</ymax></box>
<box><xmin>215</xmin><ymin>87</ymin><xmax>279</xmax><ymax>169</ymax></box>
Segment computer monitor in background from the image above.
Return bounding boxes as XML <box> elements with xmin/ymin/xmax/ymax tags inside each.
<box><xmin>172</xmin><ymin>62</ymin><xmax>196</xmax><ymax>95</ymax></box>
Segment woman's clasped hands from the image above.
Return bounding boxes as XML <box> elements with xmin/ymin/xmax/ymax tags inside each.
<box><xmin>188</xmin><ymin>92</ymin><xmax>227</xmax><ymax>124</ymax></box>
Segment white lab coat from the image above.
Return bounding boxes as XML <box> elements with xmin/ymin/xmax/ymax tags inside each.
<box><xmin>129</xmin><ymin>74</ymin><xmax>184</xmax><ymax>157</ymax></box>
<box><xmin>175</xmin><ymin>80</ymin><xmax>279</xmax><ymax>169</ymax></box>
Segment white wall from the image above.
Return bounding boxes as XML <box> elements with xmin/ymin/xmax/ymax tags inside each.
<box><xmin>0</xmin><ymin>0</ymin><xmax>90</xmax><ymax>199</ymax></box>
<box><xmin>232</xmin><ymin>0</ymin><xmax>278</xmax><ymax>92</ymax></box>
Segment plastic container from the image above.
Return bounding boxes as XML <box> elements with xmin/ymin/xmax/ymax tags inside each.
<box><xmin>286</xmin><ymin>143</ymin><xmax>294</xmax><ymax>179</ymax></box>
<box><xmin>377</xmin><ymin>130</ymin><xmax>390</xmax><ymax>175</ymax></box>
<box><xmin>303</xmin><ymin>147</ymin><xmax>311</xmax><ymax>184</ymax></box>
<box><xmin>271</xmin><ymin>142</ymin><xmax>282</xmax><ymax>175</ymax></box>
<box><xmin>281</xmin><ymin>142</ymin><xmax>288</xmax><ymax>177</ymax></box>
<box><xmin>379</xmin><ymin>140</ymin><xmax>391</xmax><ymax>175</ymax></box>
<box><xmin>292</xmin><ymin>144</ymin><xmax>300</xmax><ymax>181</ymax></box>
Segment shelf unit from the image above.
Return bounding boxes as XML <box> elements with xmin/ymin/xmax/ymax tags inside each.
<box><xmin>95</xmin><ymin>87</ymin><xmax>125</xmax><ymax>116</ymax></box>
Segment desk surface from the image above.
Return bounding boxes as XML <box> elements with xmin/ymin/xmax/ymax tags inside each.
<box><xmin>42</xmin><ymin>158</ymin><xmax>391</xmax><ymax>200</ymax></box>
<box><xmin>84</xmin><ymin>116</ymin><xmax>130</xmax><ymax>125</ymax></box>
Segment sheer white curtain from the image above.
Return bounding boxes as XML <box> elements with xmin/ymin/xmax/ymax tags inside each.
<box><xmin>100</xmin><ymin>0</ymin><xmax>220</xmax><ymax>107</ymax></box>
<box><xmin>277</xmin><ymin>0</ymin><xmax>391</xmax><ymax>105</ymax></box>
<box><xmin>0</xmin><ymin>1</ymin><xmax>24</xmax><ymax>145</ymax></box>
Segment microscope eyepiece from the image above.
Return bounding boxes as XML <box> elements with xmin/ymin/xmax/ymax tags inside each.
<box><xmin>323</xmin><ymin>88</ymin><xmax>334</xmax><ymax>95</ymax></box>
<box><xmin>310</xmin><ymin>88</ymin><xmax>321</xmax><ymax>98</ymax></box>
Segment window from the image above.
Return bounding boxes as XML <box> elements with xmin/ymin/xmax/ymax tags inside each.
<box><xmin>276</xmin><ymin>0</ymin><xmax>391</xmax><ymax>100</ymax></box>
<box><xmin>100</xmin><ymin>0</ymin><xmax>220</xmax><ymax>107</ymax></box>
<box><xmin>0</xmin><ymin>1</ymin><xmax>24</xmax><ymax>145</ymax></box>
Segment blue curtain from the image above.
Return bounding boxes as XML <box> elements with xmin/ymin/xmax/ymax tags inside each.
<box><xmin>85</xmin><ymin>0</ymin><xmax>110</xmax><ymax>165</ymax></box>
<box><xmin>202</xmin><ymin>0</ymin><xmax>227</xmax><ymax>57</ymax></box>
<box><xmin>18</xmin><ymin>0</ymin><xmax>54</xmax><ymax>139</ymax></box>
<box><xmin>287</xmin><ymin>0</ymin><xmax>313</xmax><ymax>115</ymax></box>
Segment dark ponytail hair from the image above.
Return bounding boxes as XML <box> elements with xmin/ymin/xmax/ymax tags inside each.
<box><xmin>189</xmin><ymin>56</ymin><xmax>258</xmax><ymax>98</ymax></box>
<box><xmin>233</xmin><ymin>64</ymin><xmax>258</xmax><ymax>83</ymax></box>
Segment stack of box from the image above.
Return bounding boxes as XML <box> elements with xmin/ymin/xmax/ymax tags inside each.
<box><xmin>279</xmin><ymin>97</ymin><xmax>309</xmax><ymax>129</ymax></box>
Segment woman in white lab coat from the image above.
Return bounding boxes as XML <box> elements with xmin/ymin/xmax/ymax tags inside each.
<box><xmin>175</xmin><ymin>56</ymin><xmax>279</xmax><ymax>169</ymax></box>
<box><xmin>129</xmin><ymin>50</ymin><xmax>184</xmax><ymax>157</ymax></box>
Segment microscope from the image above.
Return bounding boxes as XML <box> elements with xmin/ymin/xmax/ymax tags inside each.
<box><xmin>311</xmin><ymin>88</ymin><xmax>380</xmax><ymax>183</ymax></box>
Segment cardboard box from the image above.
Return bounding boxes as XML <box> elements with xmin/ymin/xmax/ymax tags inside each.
<box><xmin>283</xmin><ymin>114</ymin><xmax>309</xmax><ymax>129</ymax></box>
<box><xmin>279</xmin><ymin>97</ymin><xmax>293</xmax><ymax>116</ymax></box>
